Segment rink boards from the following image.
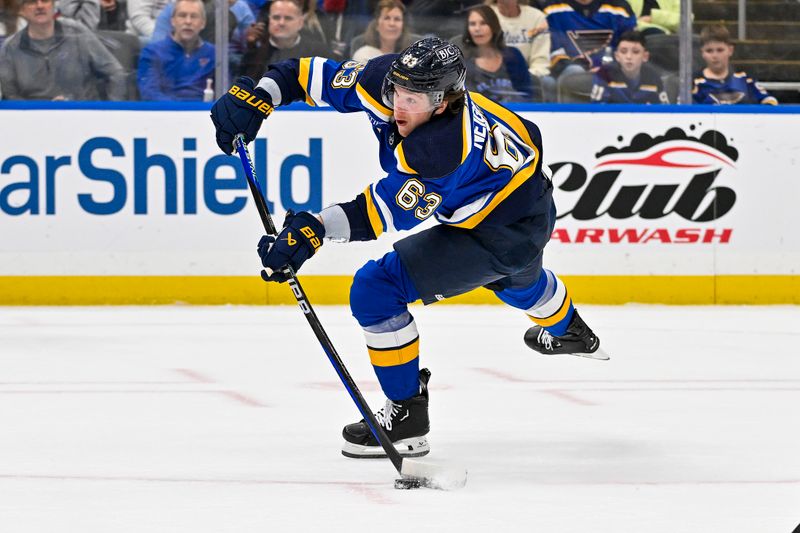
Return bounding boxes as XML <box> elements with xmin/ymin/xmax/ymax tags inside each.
<box><xmin>0</xmin><ymin>103</ymin><xmax>798</xmax><ymax>304</ymax></box>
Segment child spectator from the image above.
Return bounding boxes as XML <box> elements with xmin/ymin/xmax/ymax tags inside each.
<box><xmin>543</xmin><ymin>0</ymin><xmax>636</xmax><ymax>101</ymax></box>
<box><xmin>693</xmin><ymin>24</ymin><xmax>777</xmax><ymax>105</ymax></box>
<box><xmin>137</xmin><ymin>0</ymin><xmax>214</xmax><ymax>100</ymax></box>
<box><xmin>590</xmin><ymin>29</ymin><xmax>668</xmax><ymax>103</ymax></box>
<box><xmin>0</xmin><ymin>0</ymin><xmax>125</xmax><ymax>99</ymax></box>
<box><xmin>458</xmin><ymin>5</ymin><xmax>537</xmax><ymax>102</ymax></box>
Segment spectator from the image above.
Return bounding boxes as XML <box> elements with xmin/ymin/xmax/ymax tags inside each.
<box><xmin>351</xmin><ymin>0</ymin><xmax>415</xmax><ymax>62</ymax></box>
<box><xmin>151</xmin><ymin>0</ymin><xmax>255</xmax><ymax>44</ymax></box>
<box><xmin>487</xmin><ymin>0</ymin><xmax>555</xmax><ymax>100</ymax></box>
<box><xmin>239</xmin><ymin>0</ymin><xmax>328</xmax><ymax>79</ymax></box>
<box><xmin>57</xmin><ymin>0</ymin><xmax>100</xmax><ymax>29</ymax></box>
<box><xmin>317</xmin><ymin>0</ymin><xmax>372</xmax><ymax>60</ymax></box>
<box><xmin>627</xmin><ymin>0</ymin><xmax>678</xmax><ymax>36</ymax></box>
<box><xmin>693</xmin><ymin>24</ymin><xmax>777</xmax><ymax>105</ymax></box>
<box><xmin>98</xmin><ymin>0</ymin><xmax>127</xmax><ymax>31</ymax></box>
<box><xmin>458</xmin><ymin>5</ymin><xmax>536</xmax><ymax>102</ymax></box>
<box><xmin>0</xmin><ymin>0</ymin><xmax>125</xmax><ymax>99</ymax></box>
<box><xmin>137</xmin><ymin>0</ymin><xmax>213</xmax><ymax>100</ymax></box>
<box><xmin>543</xmin><ymin>0</ymin><xmax>636</xmax><ymax>101</ymax></box>
<box><xmin>590</xmin><ymin>30</ymin><xmax>667</xmax><ymax>103</ymax></box>
<box><xmin>406</xmin><ymin>0</ymin><xmax>482</xmax><ymax>40</ymax></box>
<box><xmin>1</xmin><ymin>0</ymin><xmax>26</xmax><ymax>48</ymax></box>
<box><xmin>126</xmin><ymin>0</ymin><xmax>169</xmax><ymax>40</ymax></box>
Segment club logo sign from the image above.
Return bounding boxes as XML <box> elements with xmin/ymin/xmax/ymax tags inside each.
<box><xmin>551</xmin><ymin>127</ymin><xmax>738</xmax><ymax>244</ymax></box>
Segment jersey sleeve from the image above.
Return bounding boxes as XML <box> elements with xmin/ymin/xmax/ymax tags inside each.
<box><xmin>333</xmin><ymin>167</ymin><xmax>451</xmax><ymax>241</ymax></box>
<box><xmin>255</xmin><ymin>54</ymin><xmax>396</xmax><ymax>122</ymax></box>
<box><xmin>746</xmin><ymin>76</ymin><xmax>778</xmax><ymax>105</ymax></box>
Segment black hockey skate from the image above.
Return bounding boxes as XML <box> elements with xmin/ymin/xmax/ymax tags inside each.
<box><xmin>341</xmin><ymin>369</ymin><xmax>431</xmax><ymax>459</ymax></box>
<box><xmin>524</xmin><ymin>310</ymin><xmax>609</xmax><ymax>360</ymax></box>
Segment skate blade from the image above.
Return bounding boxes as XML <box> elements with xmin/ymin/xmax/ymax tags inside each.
<box><xmin>341</xmin><ymin>436</ymin><xmax>430</xmax><ymax>459</ymax></box>
<box><xmin>572</xmin><ymin>347</ymin><xmax>610</xmax><ymax>360</ymax></box>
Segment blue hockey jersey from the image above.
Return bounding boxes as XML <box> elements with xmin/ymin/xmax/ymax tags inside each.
<box><xmin>590</xmin><ymin>62</ymin><xmax>669</xmax><ymax>104</ymax></box>
<box><xmin>256</xmin><ymin>54</ymin><xmax>551</xmax><ymax>241</ymax></box>
<box><xmin>692</xmin><ymin>69</ymin><xmax>778</xmax><ymax>105</ymax></box>
<box><xmin>543</xmin><ymin>0</ymin><xmax>636</xmax><ymax>74</ymax></box>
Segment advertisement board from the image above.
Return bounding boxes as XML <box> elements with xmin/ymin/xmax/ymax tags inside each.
<box><xmin>1</xmin><ymin>105</ymin><xmax>798</xmax><ymax>304</ymax></box>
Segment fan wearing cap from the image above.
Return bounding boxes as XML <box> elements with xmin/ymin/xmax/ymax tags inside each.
<box><xmin>210</xmin><ymin>37</ymin><xmax>605</xmax><ymax>459</ymax></box>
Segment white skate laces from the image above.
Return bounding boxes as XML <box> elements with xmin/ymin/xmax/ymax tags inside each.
<box><xmin>375</xmin><ymin>399</ymin><xmax>401</xmax><ymax>431</ymax></box>
<box><xmin>537</xmin><ymin>328</ymin><xmax>555</xmax><ymax>351</ymax></box>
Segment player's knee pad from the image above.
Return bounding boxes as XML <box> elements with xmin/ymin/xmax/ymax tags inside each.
<box><xmin>350</xmin><ymin>252</ymin><xmax>420</xmax><ymax>327</ymax></box>
<box><xmin>351</xmin><ymin>261</ymin><xmax>391</xmax><ymax>327</ymax></box>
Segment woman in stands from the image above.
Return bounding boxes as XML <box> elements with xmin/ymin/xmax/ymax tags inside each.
<box><xmin>458</xmin><ymin>5</ymin><xmax>537</xmax><ymax>102</ymax></box>
<box><xmin>351</xmin><ymin>0</ymin><xmax>416</xmax><ymax>62</ymax></box>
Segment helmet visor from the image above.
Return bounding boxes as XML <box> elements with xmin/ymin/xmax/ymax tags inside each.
<box><xmin>392</xmin><ymin>85</ymin><xmax>442</xmax><ymax>114</ymax></box>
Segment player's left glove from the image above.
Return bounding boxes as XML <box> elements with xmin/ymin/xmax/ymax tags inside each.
<box><xmin>257</xmin><ymin>210</ymin><xmax>325</xmax><ymax>283</ymax></box>
<box><xmin>210</xmin><ymin>76</ymin><xmax>274</xmax><ymax>155</ymax></box>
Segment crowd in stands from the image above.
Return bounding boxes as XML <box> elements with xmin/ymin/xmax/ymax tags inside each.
<box><xmin>0</xmin><ymin>0</ymin><xmax>780</xmax><ymax>104</ymax></box>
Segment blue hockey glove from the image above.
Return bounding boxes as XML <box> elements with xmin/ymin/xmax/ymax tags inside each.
<box><xmin>257</xmin><ymin>210</ymin><xmax>325</xmax><ymax>282</ymax></box>
<box><xmin>210</xmin><ymin>76</ymin><xmax>274</xmax><ymax>155</ymax></box>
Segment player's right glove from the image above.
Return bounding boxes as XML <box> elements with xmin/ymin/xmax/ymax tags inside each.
<box><xmin>257</xmin><ymin>210</ymin><xmax>325</xmax><ymax>283</ymax></box>
<box><xmin>210</xmin><ymin>76</ymin><xmax>274</xmax><ymax>155</ymax></box>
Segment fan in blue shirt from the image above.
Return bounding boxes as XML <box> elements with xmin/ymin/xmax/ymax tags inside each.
<box><xmin>693</xmin><ymin>24</ymin><xmax>777</xmax><ymax>105</ymax></box>
<box><xmin>591</xmin><ymin>30</ymin><xmax>668</xmax><ymax>103</ymax></box>
<box><xmin>137</xmin><ymin>0</ymin><xmax>215</xmax><ymax>101</ymax></box>
<box><xmin>543</xmin><ymin>0</ymin><xmax>636</xmax><ymax>77</ymax></box>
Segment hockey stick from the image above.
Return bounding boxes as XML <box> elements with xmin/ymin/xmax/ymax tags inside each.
<box><xmin>233</xmin><ymin>134</ymin><xmax>467</xmax><ymax>490</ymax></box>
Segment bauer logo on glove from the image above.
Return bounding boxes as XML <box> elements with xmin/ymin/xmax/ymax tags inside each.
<box><xmin>227</xmin><ymin>84</ymin><xmax>274</xmax><ymax>117</ymax></box>
<box><xmin>210</xmin><ymin>76</ymin><xmax>274</xmax><ymax>155</ymax></box>
<box><xmin>257</xmin><ymin>211</ymin><xmax>326</xmax><ymax>282</ymax></box>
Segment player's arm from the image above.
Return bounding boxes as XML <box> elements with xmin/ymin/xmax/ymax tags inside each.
<box><xmin>320</xmin><ymin>169</ymin><xmax>440</xmax><ymax>243</ymax></box>
<box><xmin>256</xmin><ymin>172</ymin><xmax>440</xmax><ymax>282</ymax></box>
<box><xmin>257</xmin><ymin>55</ymin><xmax>395</xmax><ymax>119</ymax></box>
<box><xmin>209</xmin><ymin>55</ymin><xmax>395</xmax><ymax>154</ymax></box>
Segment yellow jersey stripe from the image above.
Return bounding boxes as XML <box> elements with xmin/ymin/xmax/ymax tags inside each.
<box><xmin>368</xmin><ymin>338</ymin><xmax>420</xmax><ymax>367</ymax></box>
<box><xmin>598</xmin><ymin>5</ymin><xmax>630</xmax><ymax>16</ymax></box>
<box><xmin>470</xmin><ymin>92</ymin><xmax>536</xmax><ymax>150</ymax></box>
<box><xmin>543</xmin><ymin>3</ymin><xmax>572</xmax><ymax>14</ymax></box>
<box><xmin>529</xmin><ymin>296</ymin><xmax>573</xmax><ymax>327</ymax></box>
<box><xmin>450</xmin><ymin>163</ymin><xmax>536</xmax><ymax>229</ymax></box>
<box><xmin>363</xmin><ymin>185</ymin><xmax>385</xmax><ymax>238</ymax></box>
<box><xmin>356</xmin><ymin>83</ymin><xmax>393</xmax><ymax>118</ymax></box>
<box><xmin>396</xmin><ymin>142</ymin><xmax>417</xmax><ymax>174</ymax></box>
<box><xmin>460</xmin><ymin>101</ymin><xmax>470</xmax><ymax>164</ymax></box>
<box><xmin>298</xmin><ymin>57</ymin><xmax>315</xmax><ymax>107</ymax></box>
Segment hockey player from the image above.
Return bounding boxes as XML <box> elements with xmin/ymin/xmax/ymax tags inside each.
<box><xmin>210</xmin><ymin>37</ymin><xmax>605</xmax><ymax>459</ymax></box>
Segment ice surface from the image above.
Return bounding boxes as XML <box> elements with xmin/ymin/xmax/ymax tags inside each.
<box><xmin>0</xmin><ymin>304</ymin><xmax>798</xmax><ymax>532</ymax></box>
